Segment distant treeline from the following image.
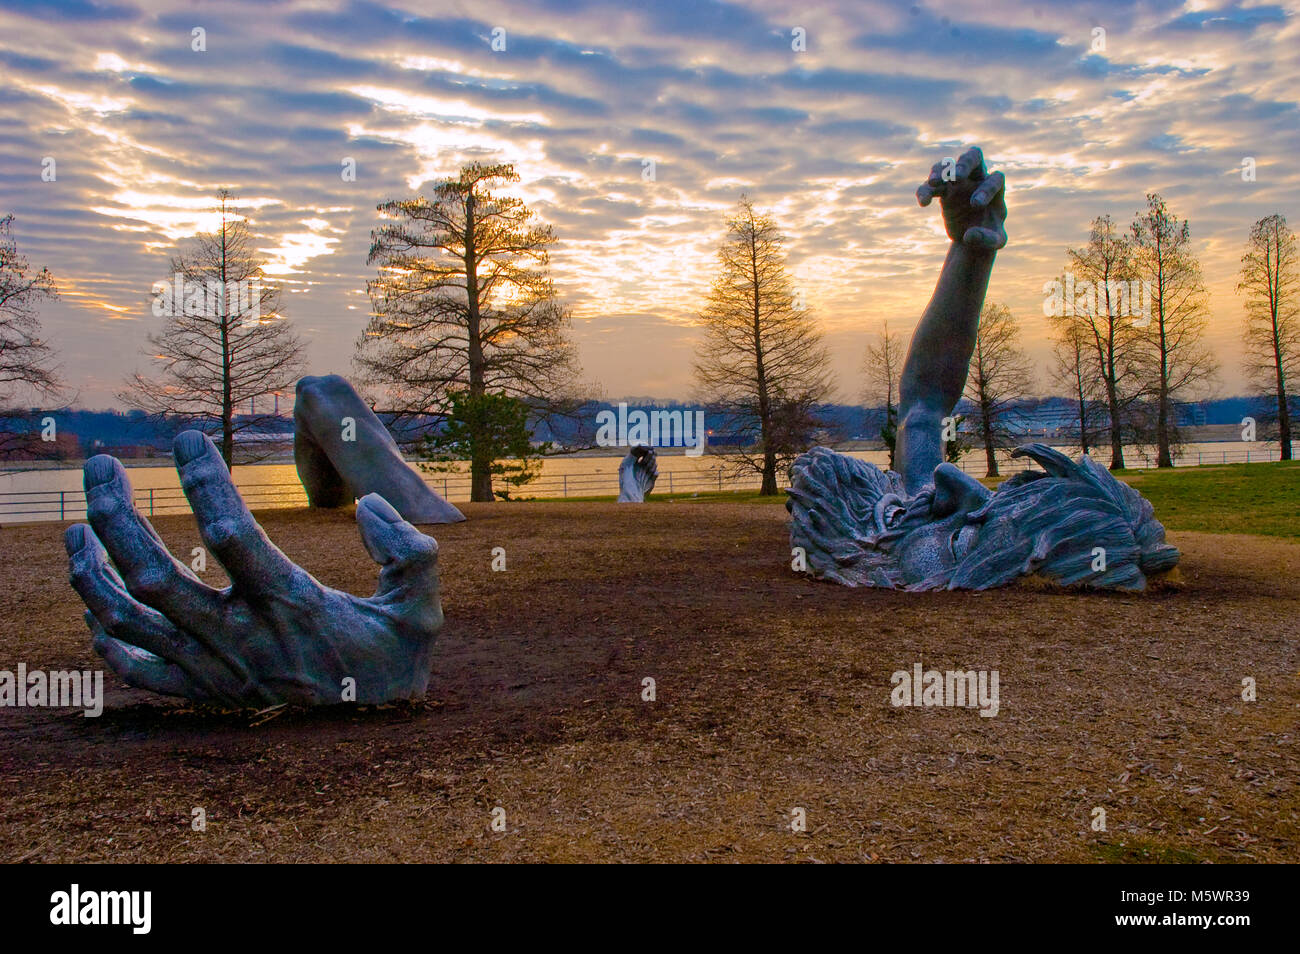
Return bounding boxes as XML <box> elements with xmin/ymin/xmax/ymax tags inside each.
<box><xmin>0</xmin><ymin>395</ymin><xmax>1264</xmax><ymax>462</ymax></box>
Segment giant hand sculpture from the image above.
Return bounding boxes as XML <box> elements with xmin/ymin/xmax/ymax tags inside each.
<box><xmin>787</xmin><ymin>148</ymin><xmax>1179</xmax><ymax>591</ymax></box>
<box><xmin>617</xmin><ymin>445</ymin><xmax>658</xmax><ymax>503</ymax></box>
<box><xmin>294</xmin><ymin>374</ymin><xmax>464</xmax><ymax>524</ymax></box>
<box><xmin>65</xmin><ymin>431</ymin><xmax>443</xmax><ymax>706</ymax></box>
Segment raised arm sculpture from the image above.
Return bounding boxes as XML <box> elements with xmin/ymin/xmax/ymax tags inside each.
<box><xmin>294</xmin><ymin>374</ymin><xmax>464</xmax><ymax>525</ymax></box>
<box><xmin>787</xmin><ymin>147</ymin><xmax>1179</xmax><ymax>591</ymax></box>
<box><xmin>617</xmin><ymin>445</ymin><xmax>658</xmax><ymax>502</ymax></box>
<box><xmin>66</xmin><ymin>431</ymin><xmax>443</xmax><ymax>705</ymax></box>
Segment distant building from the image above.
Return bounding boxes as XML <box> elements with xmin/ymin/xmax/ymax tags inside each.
<box><xmin>1001</xmin><ymin>405</ymin><xmax>1081</xmax><ymax>437</ymax></box>
<box><xmin>1176</xmin><ymin>402</ymin><xmax>1208</xmax><ymax>427</ymax></box>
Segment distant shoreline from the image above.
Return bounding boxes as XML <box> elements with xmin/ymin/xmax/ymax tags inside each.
<box><xmin>0</xmin><ymin>424</ymin><xmax>1273</xmax><ymax>471</ymax></box>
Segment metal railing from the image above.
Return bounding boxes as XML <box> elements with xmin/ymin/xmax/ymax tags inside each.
<box><xmin>0</xmin><ymin>467</ymin><xmax>759</xmax><ymax>524</ymax></box>
<box><xmin>0</xmin><ymin>446</ymin><xmax>1285</xmax><ymax>525</ymax></box>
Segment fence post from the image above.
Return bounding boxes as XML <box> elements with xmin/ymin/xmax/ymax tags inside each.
<box><xmin>669</xmin><ymin>472</ymin><xmax>673</xmax><ymax>494</ymax></box>
<box><xmin>718</xmin><ymin>471</ymin><xmax>722</xmax><ymax>492</ymax></box>
<box><xmin>149</xmin><ymin>487</ymin><xmax>155</xmax><ymax>516</ymax></box>
<box><xmin>443</xmin><ymin>478</ymin><xmax>448</xmax><ymax>499</ymax></box>
<box><xmin>59</xmin><ymin>490</ymin><xmax>65</xmax><ymax>521</ymax></box>
<box><xmin>563</xmin><ymin>474</ymin><xmax>568</xmax><ymax>497</ymax></box>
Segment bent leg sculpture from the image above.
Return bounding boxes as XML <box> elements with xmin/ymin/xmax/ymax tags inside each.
<box><xmin>66</xmin><ymin>431</ymin><xmax>443</xmax><ymax>705</ymax></box>
<box><xmin>294</xmin><ymin>374</ymin><xmax>465</xmax><ymax>525</ymax></box>
<box><xmin>787</xmin><ymin>147</ymin><xmax>1179</xmax><ymax>591</ymax></box>
<box><xmin>617</xmin><ymin>445</ymin><xmax>658</xmax><ymax>502</ymax></box>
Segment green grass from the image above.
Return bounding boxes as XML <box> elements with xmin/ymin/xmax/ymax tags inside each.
<box><xmin>1090</xmin><ymin>838</ymin><xmax>1222</xmax><ymax>865</ymax></box>
<box><xmin>540</xmin><ymin>460</ymin><xmax>1300</xmax><ymax>539</ymax></box>
<box><xmin>1111</xmin><ymin>461</ymin><xmax>1300</xmax><ymax>539</ymax></box>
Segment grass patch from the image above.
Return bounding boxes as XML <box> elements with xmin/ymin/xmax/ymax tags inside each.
<box><xmin>1110</xmin><ymin>460</ymin><xmax>1299</xmax><ymax>539</ymax></box>
<box><xmin>1090</xmin><ymin>838</ymin><xmax>1222</xmax><ymax>865</ymax></box>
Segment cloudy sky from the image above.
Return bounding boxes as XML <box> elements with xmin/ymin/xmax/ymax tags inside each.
<box><xmin>1</xmin><ymin>0</ymin><xmax>1296</xmax><ymax>408</ymax></box>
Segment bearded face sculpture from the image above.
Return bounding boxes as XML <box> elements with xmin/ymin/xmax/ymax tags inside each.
<box><xmin>787</xmin><ymin>444</ymin><xmax>1179</xmax><ymax>591</ymax></box>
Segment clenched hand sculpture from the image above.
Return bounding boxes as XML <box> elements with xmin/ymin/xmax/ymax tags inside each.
<box><xmin>617</xmin><ymin>445</ymin><xmax>658</xmax><ymax>503</ymax></box>
<box><xmin>787</xmin><ymin>147</ymin><xmax>1179</xmax><ymax>591</ymax></box>
<box><xmin>66</xmin><ymin>431</ymin><xmax>443</xmax><ymax>705</ymax></box>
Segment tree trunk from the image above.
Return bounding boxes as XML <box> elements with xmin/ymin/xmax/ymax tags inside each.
<box><xmin>471</xmin><ymin>445</ymin><xmax>494</xmax><ymax>501</ymax></box>
<box><xmin>1154</xmin><ymin>242</ymin><xmax>1174</xmax><ymax>468</ymax></box>
<box><xmin>760</xmin><ymin>448</ymin><xmax>777</xmax><ymax>495</ymax></box>
<box><xmin>463</xmin><ymin>191</ymin><xmax>494</xmax><ymax>502</ymax></box>
<box><xmin>885</xmin><ymin>401</ymin><xmax>896</xmax><ymax>471</ymax></box>
<box><xmin>219</xmin><ymin>205</ymin><xmax>233</xmax><ymax>469</ymax></box>
<box><xmin>1273</xmin><ymin>312</ymin><xmax>1293</xmax><ymax>461</ymax></box>
<box><xmin>1277</xmin><ymin>380</ymin><xmax>1292</xmax><ymax>461</ymax></box>
<box><xmin>981</xmin><ymin>404</ymin><xmax>998</xmax><ymax>477</ymax></box>
<box><xmin>1075</xmin><ymin>368</ymin><xmax>1089</xmax><ymax>456</ymax></box>
<box><xmin>750</xmin><ymin>232</ymin><xmax>776</xmax><ymax>496</ymax></box>
<box><xmin>220</xmin><ymin>316</ymin><xmax>233</xmax><ymax>468</ymax></box>
<box><xmin>1090</xmin><ymin>321</ymin><xmax>1125</xmax><ymax>469</ymax></box>
<box><xmin>1157</xmin><ymin>343</ymin><xmax>1173</xmax><ymax>468</ymax></box>
<box><xmin>1105</xmin><ymin>382</ymin><xmax>1125</xmax><ymax>470</ymax></box>
<box><xmin>1156</xmin><ymin>390</ymin><xmax>1173</xmax><ymax>467</ymax></box>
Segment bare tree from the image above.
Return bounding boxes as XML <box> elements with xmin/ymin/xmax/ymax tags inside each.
<box><xmin>964</xmin><ymin>302</ymin><xmax>1034</xmax><ymax>477</ymax></box>
<box><xmin>862</xmin><ymin>320</ymin><xmax>903</xmax><ymax>469</ymax></box>
<box><xmin>359</xmin><ymin>162</ymin><xmax>579</xmax><ymax>502</ymax></box>
<box><xmin>694</xmin><ymin>196</ymin><xmax>833</xmax><ymax>495</ymax></box>
<box><xmin>1</xmin><ymin>214</ymin><xmax>67</xmax><ymax>463</ymax></box>
<box><xmin>1238</xmin><ymin>213</ymin><xmax>1299</xmax><ymax>460</ymax></box>
<box><xmin>1050</xmin><ymin>311</ymin><xmax>1104</xmax><ymax>456</ymax></box>
<box><xmin>1059</xmin><ymin>215</ymin><xmax>1145</xmax><ymax>469</ymax></box>
<box><xmin>122</xmin><ymin>192</ymin><xmax>304</xmax><ymax>468</ymax></box>
<box><xmin>0</xmin><ymin>214</ymin><xmax>60</xmax><ymax>404</ymax></box>
<box><xmin>1130</xmin><ymin>193</ymin><xmax>1217</xmax><ymax>467</ymax></box>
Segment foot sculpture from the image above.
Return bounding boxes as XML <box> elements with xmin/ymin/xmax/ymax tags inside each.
<box><xmin>65</xmin><ymin>431</ymin><xmax>444</xmax><ymax>705</ymax></box>
<box><xmin>787</xmin><ymin>147</ymin><xmax>1179</xmax><ymax>591</ymax></box>
<box><xmin>294</xmin><ymin>374</ymin><xmax>464</xmax><ymax>524</ymax></box>
<box><xmin>617</xmin><ymin>445</ymin><xmax>658</xmax><ymax>502</ymax></box>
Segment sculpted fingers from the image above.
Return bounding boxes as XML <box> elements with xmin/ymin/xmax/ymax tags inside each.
<box><xmin>84</xmin><ymin>455</ymin><xmax>224</xmax><ymax>627</ymax></box>
<box><xmin>174</xmin><ymin>431</ymin><xmax>308</xmax><ymax>601</ymax></box>
<box><xmin>954</xmin><ymin>146</ymin><xmax>986</xmax><ymax>181</ymax></box>
<box><xmin>971</xmin><ymin>170</ymin><xmax>1004</xmax><ymax>209</ymax></box>
<box><xmin>357</xmin><ymin>494</ymin><xmax>439</xmax><ymax>589</ymax></box>
<box><xmin>967</xmin><ymin>163</ymin><xmax>1006</xmax><ymax>249</ymax></box>
<box><xmin>88</xmin><ymin>615</ymin><xmax>206</xmax><ymax>700</ymax></box>
<box><xmin>963</xmin><ymin>222</ymin><xmax>1008</xmax><ymax>250</ymax></box>
<box><xmin>66</xmin><ymin>524</ymin><xmax>244</xmax><ymax>689</ymax></box>
<box><xmin>917</xmin><ymin>159</ymin><xmax>950</xmax><ymax>206</ymax></box>
<box><xmin>356</xmin><ymin>494</ymin><xmax>442</xmax><ymax>635</ymax></box>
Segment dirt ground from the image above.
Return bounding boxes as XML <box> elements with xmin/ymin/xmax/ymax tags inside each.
<box><xmin>1</xmin><ymin>500</ymin><xmax>1296</xmax><ymax>863</ymax></box>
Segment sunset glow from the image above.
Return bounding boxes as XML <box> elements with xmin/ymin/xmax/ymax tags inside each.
<box><xmin>1</xmin><ymin>0</ymin><xmax>1296</xmax><ymax>405</ymax></box>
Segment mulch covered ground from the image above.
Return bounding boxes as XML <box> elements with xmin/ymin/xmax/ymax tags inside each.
<box><xmin>1</xmin><ymin>500</ymin><xmax>1296</xmax><ymax>862</ymax></box>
